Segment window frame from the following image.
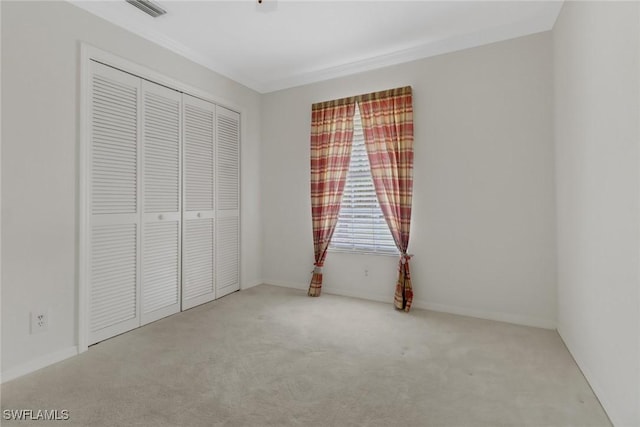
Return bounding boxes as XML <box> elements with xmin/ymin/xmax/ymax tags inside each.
<box><xmin>328</xmin><ymin>104</ymin><xmax>398</xmax><ymax>257</ymax></box>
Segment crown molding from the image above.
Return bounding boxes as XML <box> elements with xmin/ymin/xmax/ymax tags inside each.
<box><xmin>68</xmin><ymin>1</ymin><xmax>562</xmax><ymax>94</ymax></box>
<box><xmin>259</xmin><ymin>7</ymin><xmax>562</xmax><ymax>93</ymax></box>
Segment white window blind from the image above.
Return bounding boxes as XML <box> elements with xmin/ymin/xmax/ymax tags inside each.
<box><xmin>330</xmin><ymin>105</ymin><xmax>398</xmax><ymax>255</ymax></box>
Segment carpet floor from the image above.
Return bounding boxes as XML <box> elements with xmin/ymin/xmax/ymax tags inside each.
<box><xmin>1</xmin><ymin>284</ymin><xmax>610</xmax><ymax>426</ymax></box>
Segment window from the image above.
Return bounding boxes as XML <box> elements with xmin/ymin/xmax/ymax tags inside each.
<box><xmin>329</xmin><ymin>104</ymin><xmax>398</xmax><ymax>255</ymax></box>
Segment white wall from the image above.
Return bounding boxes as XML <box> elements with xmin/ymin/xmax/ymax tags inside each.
<box><xmin>553</xmin><ymin>2</ymin><xmax>640</xmax><ymax>426</ymax></box>
<box><xmin>0</xmin><ymin>0</ymin><xmax>3</xmax><ymax>386</ymax></box>
<box><xmin>1</xmin><ymin>1</ymin><xmax>262</xmax><ymax>379</ymax></box>
<box><xmin>261</xmin><ymin>32</ymin><xmax>557</xmax><ymax>329</ymax></box>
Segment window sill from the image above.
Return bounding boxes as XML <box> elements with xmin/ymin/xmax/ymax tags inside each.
<box><xmin>327</xmin><ymin>248</ymin><xmax>399</xmax><ymax>257</ymax></box>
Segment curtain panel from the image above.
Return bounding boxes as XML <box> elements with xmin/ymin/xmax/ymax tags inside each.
<box><xmin>358</xmin><ymin>86</ymin><xmax>415</xmax><ymax>311</ymax></box>
<box><xmin>308</xmin><ymin>97</ymin><xmax>357</xmax><ymax>297</ymax></box>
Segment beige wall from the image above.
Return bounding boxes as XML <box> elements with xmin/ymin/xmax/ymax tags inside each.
<box><xmin>553</xmin><ymin>2</ymin><xmax>640</xmax><ymax>426</ymax></box>
<box><xmin>1</xmin><ymin>1</ymin><xmax>262</xmax><ymax>377</ymax></box>
<box><xmin>261</xmin><ymin>32</ymin><xmax>557</xmax><ymax>328</ymax></box>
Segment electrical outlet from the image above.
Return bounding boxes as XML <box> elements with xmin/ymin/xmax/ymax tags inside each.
<box><xmin>364</xmin><ymin>267</ymin><xmax>369</xmax><ymax>277</ymax></box>
<box><xmin>31</xmin><ymin>310</ymin><xmax>49</xmax><ymax>334</ymax></box>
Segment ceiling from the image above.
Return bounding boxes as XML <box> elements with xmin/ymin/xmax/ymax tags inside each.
<box><xmin>70</xmin><ymin>1</ymin><xmax>563</xmax><ymax>93</ymax></box>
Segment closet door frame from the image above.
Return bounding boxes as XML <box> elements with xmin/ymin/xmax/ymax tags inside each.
<box><xmin>79</xmin><ymin>44</ymin><xmax>243</xmax><ymax>353</ymax></box>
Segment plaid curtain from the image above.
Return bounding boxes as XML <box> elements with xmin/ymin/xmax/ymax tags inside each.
<box><xmin>308</xmin><ymin>97</ymin><xmax>356</xmax><ymax>297</ymax></box>
<box><xmin>357</xmin><ymin>86</ymin><xmax>414</xmax><ymax>311</ymax></box>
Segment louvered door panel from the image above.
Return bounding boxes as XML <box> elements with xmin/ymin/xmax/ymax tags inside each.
<box><xmin>90</xmin><ymin>224</ymin><xmax>138</xmax><ymax>340</ymax></box>
<box><xmin>142</xmin><ymin>222</ymin><xmax>179</xmax><ymax>319</ymax></box>
<box><xmin>184</xmin><ymin>100</ymin><xmax>214</xmax><ymax>212</ymax></box>
<box><xmin>141</xmin><ymin>81</ymin><xmax>181</xmax><ymax>324</ymax></box>
<box><xmin>182</xmin><ymin>218</ymin><xmax>215</xmax><ymax>308</ymax></box>
<box><xmin>216</xmin><ymin>106</ymin><xmax>240</xmax><ymax>297</ymax></box>
<box><xmin>88</xmin><ymin>61</ymin><xmax>141</xmax><ymax>345</ymax></box>
<box><xmin>216</xmin><ymin>215</ymin><xmax>239</xmax><ymax>297</ymax></box>
<box><xmin>143</xmin><ymin>88</ymin><xmax>180</xmax><ymax>213</ymax></box>
<box><xmin>91</xmin><ymin>72</ymin><xmax>138</xmax><ymax>215</ymax></box>
<box><xmin>216</xmin><ymin>107</ymin><xmax>239</xmax><ymax>211</ymax></box>
<box><xmin>182</xmin><ymin>94</ymin><xmax>216</xmax><ymax>309</ymax></box>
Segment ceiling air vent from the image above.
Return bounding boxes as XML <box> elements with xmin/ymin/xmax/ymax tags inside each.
<box><xmin>126</xmin><ymin>0</ymin><xmax>166</xmax><ymax>18</ymax></box>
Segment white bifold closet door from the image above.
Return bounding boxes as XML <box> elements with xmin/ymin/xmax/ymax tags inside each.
<box><xmin>88</xmin><ymin>62</ymin><xmax>183</xmax><ymax>344</ymax></box>
<box><xmin>182</xmin><ymin>94</ymin><xmax>216</xmax><ymax>309</ymax></box>
<box><xmin>140</xmin><ymin>81</ymin><xmax>182</xmax><ymax>325</ymax></box>
<box><xmin>87</xmin><ymin>61</ymin><xmax>240</xmax><ymax>344</ymax></box>
<box><xmin>88</xmin><ymin>61</ymin><xmax>142</xmax><ymax>344</ymax></box>
<box><xmin>215</xmin><ymin>106</ymin><xmax>240</xmax><ymax>297</ymax></box>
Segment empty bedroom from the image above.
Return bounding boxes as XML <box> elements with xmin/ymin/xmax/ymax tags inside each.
<box><xmin>1</xmin><ymin>1</ymin><xmax>639</xmax><ymax>426</ymax></box>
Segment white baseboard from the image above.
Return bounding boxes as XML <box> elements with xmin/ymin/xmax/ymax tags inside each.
<box><xmin>414</xmin><ymin>300</ymin><xmax>556</xmax><ymax>330</ymax></box>
<box><xmin>1</xmin><ymin>346</ymin><xmax>78</xmax><ymax>384</ymax></box>
<box><xmin>557</xmin><ymin>327</ymin><xmax>620</xmax><ymax>427</ymax></box>
<box><xmin>241</xmin><ymin>280</ymin><xmax>263</xmax><ymax>290</ymax></box>
<box><xmin>323</xmin><ymin>286</ymin><xmax>392</xmax><ymax>304</ymax></box>
<box><xmin>263</xmin><ymin>280</ymin><xmax>307</xmax><ymax>291</ymax></box>
<box><xmin>263</xmin><ymin>280</ymin><xmax>556</xmax><ymax>329</ymax></box>
<box><xmin>264</xmin><ymin>280</ymin><xmax>393</xmax><ymax>303</ymax></box>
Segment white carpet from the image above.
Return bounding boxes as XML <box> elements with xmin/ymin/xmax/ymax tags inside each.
<box><xmin>1</xmin><ymin>284</ymin><xmax>610</xmax><ymax>426</ymax></box>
